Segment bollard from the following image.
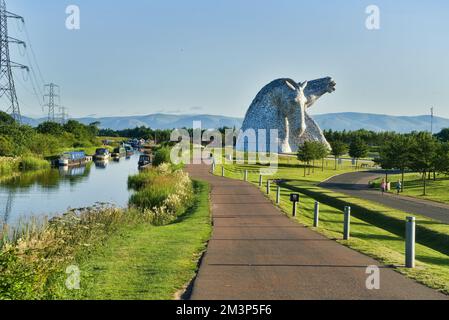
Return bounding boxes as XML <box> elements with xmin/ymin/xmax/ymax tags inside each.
<box><xmin>276</xmin><ymin>186</ymin><xmax>281</xmax><ymax>205</ymax></box>
<box><xmin>244</xmin><ymin>170</ymin><xmax>248</xmax><ymax>182</ymax></box>
<box><xmin>212</xmin><ymin>163</ymin><xmax>216</xmax><ymax>173</ymax></box>
<box><xmin>406</xmin><ymin>216</ymin><xmax>416</xmax><ymax>268</ymax></box>
<box><xmin>259</xmin><ymin>175</ymin><xmax>263</xmax><ymax>187</ymax></box>
<box><xmin>266</xmin><ymin>180</ymin><xmax>271</xmax><ymax>195</ymax></box>
<box><xmin>343</xmin><ymin>206</ymin><xmax>351</xmax><ymax>240</ymax></box>
<box><xmin>313</xmin><ymin>201</ymin><xmax>320</xmax><ymax>227</ymax></box>
<box><xmin>292</xmin><ymin>201</ymin><xmax>297</xmax><ymax>217</ymax></box>
<box><xmin>222</xmin><ymin>166</ymin><xmax>225</xmax><ymax>177</ymax></box>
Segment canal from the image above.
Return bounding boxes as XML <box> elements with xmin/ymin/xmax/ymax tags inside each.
<box><xmin>0</xmin><ymin>153</ymin><xmax>141</xmax><ymax>229</ymax></box>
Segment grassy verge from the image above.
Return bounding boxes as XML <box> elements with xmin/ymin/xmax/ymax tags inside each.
<box><xmin>215</xmin><ymin>160</ymin><xmax>449</xmax><ymax>294</ymax></box>
<box><xmin>372</xmin><ymin>173</ymin><xmax>449</xmax><ymax>205</ymax></box>
<box><xmin>63</xmin><ymin>180</ymin><xmax>211</xmax><ymax>300</ymax></box>
<box><xmin>0</xmin><ymin>164</ymin><xmax>211</xmax><ymax>300</ymax></box>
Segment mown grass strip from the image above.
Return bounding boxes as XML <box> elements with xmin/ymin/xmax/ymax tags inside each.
<box><xmin>58</xmin><ymin>180</ymin><xmax>212</xmax><ymax>300</ymax></box>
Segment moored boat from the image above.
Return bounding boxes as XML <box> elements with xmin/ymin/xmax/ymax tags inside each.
<box><xmin>94</xmin><ymin>148</ymin><xmax>110</xmax><ymax>161</ymax></box>
<box><xmin>138</xmin><ymin>154</ymin><xmax>152</xmax><ymax>169</ymax></box>
<box><xmin>111</xmin><ymin>146</ymin><xmax>126</xmax><ymax>160</ymax></box>
<box><xmin>58</xmin><ymin>151</ymin><xmax>91</xmax><ymax>167</ymax></box>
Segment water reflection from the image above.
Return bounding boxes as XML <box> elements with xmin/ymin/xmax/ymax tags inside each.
<box><xmin>1</xmin><ymin>153</ymin><xmax>141</xmax><ymax>228</ymax></box>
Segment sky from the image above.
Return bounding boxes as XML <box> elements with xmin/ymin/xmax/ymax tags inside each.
<box><xmin>4</xmin><ymin>0</ymin><xmax>449</xmax><ymax>119</ymax></box>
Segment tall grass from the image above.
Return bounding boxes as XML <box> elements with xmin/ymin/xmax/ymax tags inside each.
<box><xmin>128</xmin><ymin>163</ymin><xmax>194</xmax><ymax>224</ymax></box>
<box><xmin>19</xmin><ymin>156</ymin><xmax>50</xmax><ymax>171</ymax></box>
<box><xmin>0</xmin><ymin>205</ymin><xmax>151</xmax><ymax>300</ymax></box>
<box><xmin>0</xmin><ymin>157</ymin><xmax>19</xmax><ymax>176</ymax></box>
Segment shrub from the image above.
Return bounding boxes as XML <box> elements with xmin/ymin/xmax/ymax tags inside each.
<box><xmin>153</xmin><ymin>147</ymin><xmax>171</xmax><ymax>166</ymax></box>
<box><xmin>128</xmin><ymin>165</ymin><xmax>194</xmax><ymax>220</ymax></box>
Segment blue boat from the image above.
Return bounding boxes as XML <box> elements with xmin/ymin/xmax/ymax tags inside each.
<box><xmin>59</xmin><ymin>151</ymin><xmax>90</xmax><ymax>167</ymax></box>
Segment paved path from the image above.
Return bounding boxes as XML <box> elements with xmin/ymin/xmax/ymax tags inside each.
<box><xmin>186</xmin><ymin>164</ymin><xmax>446</xmax><ymax>300</ymax></box>
<box><xmin>320</xmin><ymin>171</ymin><xmax>449</xmax><ymax>224</ymax></box>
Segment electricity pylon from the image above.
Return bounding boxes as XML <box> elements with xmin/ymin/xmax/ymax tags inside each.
<box><xmin>0</xmin><ymin>0</ymin><xmax>28</xmax><ymax>123</ymax></box>
<box><xmin>43</xmin><ymin>83</ymin><xmax>60</xmax><ymax>122</ymax></box>
<box><xmin>58</xmin><ymin>106</ymin><xmax>68</xmax><ymax>125</ymax></box>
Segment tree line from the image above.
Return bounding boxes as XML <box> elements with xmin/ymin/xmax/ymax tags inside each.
<box><xmin>99</xmin><ymin>126</ymin><xmax>172</xmax><ymax>143</ymax></box>
<box><xmin>0</xmin><ymin>111</ymin><xmax>100</xmax><ymax>157</ymax></box>
<box><xmin>305</xmin><ymin>128</ymin><xmax>449</xmax><ymax>195</ymax></box>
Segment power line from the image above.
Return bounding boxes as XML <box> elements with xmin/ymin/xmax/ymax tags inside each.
<box><xmin>0</xmin><ymin>0</ymin><xmax>28</xmax><ymax>123</ymax></box>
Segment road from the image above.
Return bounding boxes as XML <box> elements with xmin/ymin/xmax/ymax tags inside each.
<box><xmin>185</xmin><ymin>164</ymin><xmax>446</xmax><ymax>300</ymax></box>
<box><xmin>320</xmin><ymin>171</ymin><xmax>449</xmax><ymax>224</ymax></box>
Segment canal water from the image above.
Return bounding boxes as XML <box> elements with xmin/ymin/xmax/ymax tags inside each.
<box><xmin>0</xmin><ymin>153</ymin><xmax>141</xmax><ymax>228</ymax></box>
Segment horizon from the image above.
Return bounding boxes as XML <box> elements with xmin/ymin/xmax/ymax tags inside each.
<box><xmin>4</xmin><ymin>0</ymin><xmax>449</xmax><ymax>120</ymax></box>
<box><xmin>22</xmin><ymin>111</ymin><xmax>449</xmax><ymax>121</ymax></box>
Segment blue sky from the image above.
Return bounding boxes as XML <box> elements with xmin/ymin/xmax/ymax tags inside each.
<box><xmin>5</xmin><ymin>0</ymin><xmax>449</xmax><ymax>118</ymax></box>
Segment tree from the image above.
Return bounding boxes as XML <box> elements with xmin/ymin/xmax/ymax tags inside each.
<box><xmin>432</xmin><ymin>142</ymin><xmax>449</xmax><ymax>178</ymax></box>
<box><xmin>377</xmin><ymin>135</ymin><xmax>412</xmax><ymax>191</ymax></box>
<box><xmin>313</xmin><ymin>142</ymin><xmax>329</xmax><ymax>172</ymax></box>
<box><xmin>435</xmin><ymin>128</ymin><xmax>449</xmax><ymax>142</ymax></box>
<box><xmin>329</xmin><ymin>140</ymin><xmax>348</xmax><ymax>170</ymax></box>
<box><xmin>297</xmin><ymin>142</ymin><xmax>316</xmax><ymax>177</ymax></box>
<box><xmin>349</xmin><ymin>138</ymin><xmax>369</xmax><ymax>169</ymax></box>
<box><xmin>0</xmin><ymin>111</ymin><xmax>15</xmax><ymax>125</ymax></box>
<box><xmin>409</xmin><ymin>132</ymin><xmax>438</xmax><ymax>195</ymax></box>
<box><xmin>37</xmin><ymin>121</ymin><xmax>64</xmax><ymax>135</ymax></box>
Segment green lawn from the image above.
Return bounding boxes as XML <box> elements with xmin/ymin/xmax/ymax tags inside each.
<box><xmin>62</xmin><ymin>181</ymin><xmax>211</xmax><ymax>300</ymax></box>
<box><xmin>373</xmin><ymin>173</ymin><xmax>449</xmax><ymax>205</ymax></box>
<box><xmin>215</xmin><ymin>158</ymin><xmax>449</xmax><ymax>294</ymax></box>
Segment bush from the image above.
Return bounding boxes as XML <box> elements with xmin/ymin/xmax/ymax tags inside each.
<box><xmin>0</xmin><ymin>157</ymin><xmax>19</xmax><ymax>176</ymax></box>
<box><xmin>0</xmin><ymin>136</ymin><xmax>14</xmax><ymax>157</ymax></box>
<box><xmin>153</xmin><ymin>147</ymin><xmax>171</xmax><ymax>166</ymax></box>
<box><xmin>128</xmin><ymin>164</ymin><xmax>194</xmax><ymax>220</ymax></box>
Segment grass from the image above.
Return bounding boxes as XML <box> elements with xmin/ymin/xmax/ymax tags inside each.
<box><xmin>215</xmin><ymin>156</ymin><xmax>449</xmax><ymax>294</ymax></box>
<box><xmin>0</xmin><ymin>157</ymin><xmax>19</xmax><ymax>177</ymax></box>
<box><xmin>373</xmin><ymin>173</ymin><xmax>449</xmax><ymax>205</ymax></box>
<box><xmin>0</xmin><ymin>156</ymin><xmax>50</xmax><ymax>181</ymax></box>
<box><xmin>0</xmin><ymin>164</ymin><xmax>211</xmax><ymax>300</ymax></box>
<box><xmin>60</xmin><ymin>180</ymin><xmax>211</xmax><ymax>300</ymax></box>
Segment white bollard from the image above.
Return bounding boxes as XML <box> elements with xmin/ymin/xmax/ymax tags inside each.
<box><xmin>343</xmin><ymin>206</ymin><xmax>351</xmax><ymax>240</ymax></box>
<box><xmin>406</xmin><ymin>217</ymin><xmax>416</xmax><ymax>268</ymax></box>
<box><xmin>222</xmin><ymin>166</ymin><xmax>225</xmax><ymax>177</ymax></box>
<box><xmin>244</xmin><ymin>170</ymin><xmax>248</xmax><ymax>182</ymax></box>
<box><xmin>313</xmin><ymin>202</ymin><xmax>320</xmax><ymax>227</ymax></box>
<box><xmin>259</xmin><ymin>175</ymin><xmax>262</xmax><ymax>187</ymax></box>
<box><xmin>276</xmin><ymin>186</ymin><xmax>281</xmax><ymax>205</ymax></box>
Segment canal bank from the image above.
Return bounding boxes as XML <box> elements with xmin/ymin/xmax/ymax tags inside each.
<box><xmin>0</xmin><ymin>153</ymin><xmax>141</xmax><ymax>229</ymax></box>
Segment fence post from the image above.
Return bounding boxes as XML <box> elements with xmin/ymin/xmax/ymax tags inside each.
<box><xmin>313</xmin><ymin>201</ymin><xmax>320</xmax><ymax>228</ymax></box>
<box><xmin>406</xmin><ymin>216</ymin><xmax>416</xmax><ymax>268</ymax></box>
<box><xmin>276</xmin><ymin>186</ymin><xmax>281</xmax><ymax>205</ymax></box>
<box><xmin>343</xmin><ymin>206</ymin><xmax>351</xmax><ymax>240</ymax></box>
<box><xmin>222</xmin><ymin>166</ymin><xmax>225</xmax><ymax>177</ymax></box>
<box><xmin>259</xmin><ymin>175</ymin><xmax>263</xmax><ymax>187</ymax></box>
<box><xmin>266</xmin><ymin>180</ymin><xmax>271</xmax><ymax>195</ymax></box>
<box><xmin>244</xmin><ymin>170</ymin><xmax>248</xmax><ymax>182</ymax></box>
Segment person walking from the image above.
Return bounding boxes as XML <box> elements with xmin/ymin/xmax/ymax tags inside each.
<box><xmin>396</xmin><ymin>180</ymin><xmax>402</xmax><ymax>194</ymax></box>
<box><xmin>380</xmin><ymin>180</ymin><xmax>386</xmax><ymax>195</ymax></box>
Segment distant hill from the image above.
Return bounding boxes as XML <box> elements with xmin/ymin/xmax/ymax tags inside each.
<box><xmin>313</xmin><ymin>112</ymin><xmax>449</xmax><ymax>133</ymax></box>
<box><xmin>21</xmin><ymin>112</ymin><xmax>449</xmax><ymax>133</ymax></box>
